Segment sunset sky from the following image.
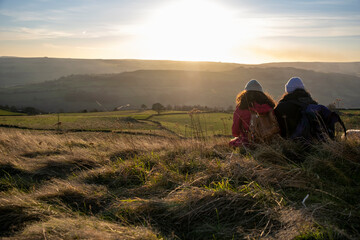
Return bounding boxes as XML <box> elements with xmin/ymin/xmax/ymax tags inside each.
<box><xmin>0</xmin><ymin>0</ymin><xmax>359</xmax><ymax>63</ymax></box>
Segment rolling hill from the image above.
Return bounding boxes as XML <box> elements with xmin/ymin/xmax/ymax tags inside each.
<box><xmin>258</xmin><ymin>62</ymin><xmax>360</xmax><ymax>77</ymax></box>
<box><xmin>1</xmin><ymin>66</ymin><xmax>359</xmax><ymax>112</ymax></box>
<box><xmin>0</xmin><ymin>57</ymin><xmax>240</xmax><ymax>87</ymax></box>
<box><xmin>1</xmin><ymin>57</ymin><xmax>360</xmax><ymax>88</ymax></box>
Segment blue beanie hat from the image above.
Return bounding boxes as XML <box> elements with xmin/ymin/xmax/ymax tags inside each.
<box><xmin>244</xmin><ymin>79</ymin><xmax>263</xmax><ymax>92</ymax></box>
<box><xmin>285</xmin><ymin>77</ymin><xmax>305</xmax><ymax>93</ymax></box>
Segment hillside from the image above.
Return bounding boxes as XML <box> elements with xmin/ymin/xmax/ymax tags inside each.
<box><xmin>258</xmin><ymin>62</ymin><xmax>360</xmax><ymax>77</ymax></box>
<box><xmin>0</xmin><ymin>109</ymin><xmax>25</xmax><ymax>116</ymax></box>
<box><xmin>1</xmin><ymin>57</ymin><xmax>360</xmax><ymax>88</ymax></box>
<box><xmin>1</xmin><ymin>128</ymin><xmax>359</xmax><ymax>239</ymax></box>
<box><xmin>0</xmin><ymin>67</ymin><xmax>359</xmax><ymax>112</ymax></box>
<box><xmin>0</xmin><ymin>57</ymin><xmax>240</xmax><ymax>87</ymax></box>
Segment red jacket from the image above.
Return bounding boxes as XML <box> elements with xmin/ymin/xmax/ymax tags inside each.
<box><xmin>230</xmin><ymin>103</ymin><xmax>274</xmax><ymax>146</ymax></box>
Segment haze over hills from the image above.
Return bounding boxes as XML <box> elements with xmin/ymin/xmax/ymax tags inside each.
<box><xmin>1</xmin><ymin>57</ymin><xmax>360</xmax><ymax>87</ymax></box>
<box><xmin>257</xmin><ymin>62</ymin><xmax>360</xmax><ymax>77</ymax></box>
<box><xmin>1</xmin><ymin>66</ymin><xmax>359</xmax><ymax>112</ymax></box>
<box><xmin>0</xmin><ymin>57</ymin><xmax>240</xmax><ymax>87</ymax></box>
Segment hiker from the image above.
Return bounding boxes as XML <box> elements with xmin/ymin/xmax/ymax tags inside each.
<box><xmin>274</xmin><ymin>77</ymin><xmax>317</xmax><ymax>138</ymax></box>
<box><xmin>274</xmin><ymin>77</ymin><xmax>346</xmax><ymax>141</ymax></box>
<box><xmin>230</xmin><ymin>79</ymin><xmax>279</xmax><ymax>147</ymax></box>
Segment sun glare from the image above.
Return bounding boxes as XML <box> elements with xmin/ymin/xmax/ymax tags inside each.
<box><xmin>139</xmin><ymin>0</ymin><xmax>261</xmax><ymax>62</ymax></box>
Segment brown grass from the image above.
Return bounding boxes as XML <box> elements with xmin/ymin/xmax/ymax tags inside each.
<box><xmin>0</xmin><ymin>127</ymin><xmax>359</xmax><ymax>239</ymax></box>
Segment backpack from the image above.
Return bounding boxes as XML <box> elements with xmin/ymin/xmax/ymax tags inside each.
<box><xmin>290</xmin><ymin>102</ymin><xmax>346</xmax><ymax>141</ymax></box>
<box><xmin>247</xmin><ymin>110</ymin><xmax>280</xmax><ymax>143</ymax></box>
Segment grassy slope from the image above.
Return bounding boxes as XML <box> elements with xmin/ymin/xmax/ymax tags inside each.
<box><xmin>0</xmin><ymin>128</ymin><xmax>359</xmax><ymax>239</ymax></box>
<box><xmin>0</xmin><ymin>109</ymin><xmax>25</xmax><ymax>116</ymax></box>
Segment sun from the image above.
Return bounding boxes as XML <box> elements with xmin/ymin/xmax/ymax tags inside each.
<box><xmin>139</xmin><ymin>0</ymin><xmax>259</xmax><ymax>62</ymax></box>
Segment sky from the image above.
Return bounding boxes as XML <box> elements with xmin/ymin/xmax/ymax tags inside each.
<box><xmin>0</xmin><ymin>0</ymin><xmax>359</xmax><ymax>63</ymax></box>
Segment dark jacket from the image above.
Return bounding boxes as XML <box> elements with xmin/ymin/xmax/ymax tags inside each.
<box><xmin>274</xmin><ymin>89</ymin><xmax>317</xmax><ymax>138</ymax></box>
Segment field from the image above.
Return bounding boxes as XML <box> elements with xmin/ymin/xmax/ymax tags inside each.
<box><xmin>0</xmin><ymin>110</ymin><xmax>359</xmax><ymax>239</ymax></box>
<box><xmin>0</xmin><ymin>109</ymin><xmax>25</xmax><ymax>116</ymax></box>
<box><xmin>0</xmin><ymin>109</ymin><xmax>357</xmax><ymax>137</ymax></box>
<box><xmin>0</xmin><ymin>110</ymin><xmax>234</xmax><ymax>137</ymax></box>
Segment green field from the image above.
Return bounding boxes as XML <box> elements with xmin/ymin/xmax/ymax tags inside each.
<box><xmin>0</xmin><ymin>109</ymin><xmax>358</xmax><ymax>137</ymax></box>
<box><xmin>0</xmin><ymin>110</ymin><xmax>156</xmax><ymax>130</ymax></box>
<box><xmin>152</xmin><ymin>112</ymin><xmax>232</xmax><ymax>137</ymax></box>
<box><xmin>339</xmin><ymin>110</ymin><xmax>360</xmax><ymax>129</ymax></box>
<box><xmin>0</xmin><ymin>109</ymin><xmax>25</xmax><ymax>116</ymax></box>
<box><xmin>0</xmin><ymin>110</ymin><xmax>234</xmax><ymax>136</ymax></box>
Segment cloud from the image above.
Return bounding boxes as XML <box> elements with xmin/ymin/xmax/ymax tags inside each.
<box><xmin>0</xmin><ymin>9</ymin><xmax>64</xmax><ymax>22</ymax></box>
<box><xmin>256</xmin><ymin>15</ymin><xmax>360</xmax><ymax>38</ymax></box>
<box><xmin>0</xmin><ymin>23</ymin><xmax>139</xmax><ymax>41</ymax></box>
<box><xmin>252</xmin><ymin>45</ymin><xmax>359</xmax><ymax>62</ymax></box>
<box><xmin>0</xmin><ymin>27</ymin><xmax>73</xmax><ymax>40</ymax></box>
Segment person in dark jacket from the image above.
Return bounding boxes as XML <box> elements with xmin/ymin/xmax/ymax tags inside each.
<box><xmin>274</xmin><ymin>77</ymin><xmax>317</xmax><ymax>138</ymax></box>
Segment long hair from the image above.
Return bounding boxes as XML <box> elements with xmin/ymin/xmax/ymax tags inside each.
<box><xmin>236</xmin><ymin>90</ymin><xmax>276</xmax><ymax>110</ymax></box>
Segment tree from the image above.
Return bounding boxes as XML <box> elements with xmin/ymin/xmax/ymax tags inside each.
<box><xmin>152</xmin><ymin>103</ymin><xmax>165</xmax><ymax>115</ymax></box>
<box><xmin>141</xmin><ymin>104</ymin><xmax>147</xmax><ymax>110</ymax></box>
<box><xmin>166</xmin><ymin>104</ymin><xmax>173</xmax><ymax>111</ymax></box>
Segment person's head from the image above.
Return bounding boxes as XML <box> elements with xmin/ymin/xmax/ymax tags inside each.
<box><xmin>236</xmin><ymin>79</ymin><xmax>275</xmax><ymax>109</ymax></box>
<box><xmin>285</xmin><ymin>77</ymin><xmax>305</xmax><ymax>93</ymax></box>
<box><xmin>279</xmin><ymin>77</ymin><xmax>317</xmax><ymax>104</ymax></box>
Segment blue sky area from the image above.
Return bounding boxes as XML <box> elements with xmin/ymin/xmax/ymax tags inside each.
<box><xmin>0</xmin><ymin>0</ymin><xmax>359</xmax><ymax>63</ymax></box>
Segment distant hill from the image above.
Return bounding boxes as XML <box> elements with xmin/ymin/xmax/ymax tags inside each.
<box><xmin>1</xmin><ymin>57</ymin><xmax>360</xmax><ymax>87</ymax></box>
<box><xmin>0</xmin><ymin>57</ymin><xmax>240</xmax><ymax>87</ymax></box>
<box><xmin>1</xmin><ymin>67</ymin><xmax>359</xmax><ymax>112</ymax></box>
<box><xmin>258</xmin><ymin>62</ymin><xmax>360</xmax><ymax>77</ymax></box>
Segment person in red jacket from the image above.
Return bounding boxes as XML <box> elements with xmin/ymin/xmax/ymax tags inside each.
<box><xmin>230</xmin><ymin>79</ymin><xmax>276</xmax><ymax>147</ymax></box>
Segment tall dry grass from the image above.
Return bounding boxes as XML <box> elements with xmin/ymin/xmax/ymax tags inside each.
<box><xmin>0</xmin><ymin>127</ymin><xmax>359</xmax><ymax>239</ymax></box>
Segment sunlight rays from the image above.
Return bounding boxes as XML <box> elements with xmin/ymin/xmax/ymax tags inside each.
<box><xmin>139</xmin><ymin>0</ymin><xmax>262</xmax><ymax>62</ymax></box>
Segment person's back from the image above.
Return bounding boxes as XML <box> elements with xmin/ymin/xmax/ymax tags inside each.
<box><xmin>230</xmin><ymin>79</ymin><xmax>278</xmax><ymax>147</ymax></box>
<box><xmin>274</xmin><ymin>77</ymin><xmax>317</xmax><ymax>138</ymax></box>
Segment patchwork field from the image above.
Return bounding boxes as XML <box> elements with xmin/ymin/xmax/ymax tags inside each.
<box><xmin>0</xmin><ymin>109</ymin><xmax>357</xmax><ymax>138</ymax></box>
<box><xmin>0</xmin><ymin>110</ymin><xmax>233</xmax><ymax>138</ymax></box>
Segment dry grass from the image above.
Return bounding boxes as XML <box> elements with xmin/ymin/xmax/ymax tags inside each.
<box><xmin>0</xmin><ymin>128</ymin><xmax>359</xmax><ymax>239</ymax></box>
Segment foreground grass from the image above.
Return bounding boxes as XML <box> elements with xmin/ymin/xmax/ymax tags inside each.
<box><xmin>0</xmin><ymin>128</ymin><xmax>359</xmax><ymax>239</ymax></box>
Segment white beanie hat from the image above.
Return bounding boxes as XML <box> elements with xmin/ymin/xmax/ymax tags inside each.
<box><xmin>244</xmin><ymin>79</ymin><xmax>263</xmax><ymax>92</ymax></box>
<box><xmin>285</xmin><ymin>77</ymin><xmax>305</xmax><ymax>93</ymax></box>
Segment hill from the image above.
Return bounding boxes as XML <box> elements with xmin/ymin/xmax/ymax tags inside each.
<box><xmin>258</xmin><ymin>62</ymin><xmax>360</xmax><ymax>77</ymax></box>
<box><xmin>0</xmin><ymin>57</ymin><xmax>240</xmax><ymax>87</ymax></box>
<box><xmin>0</xmin><ymin>67</ymin><xmax>359</xmax><ymax>112</ymax></box>
<box><xmin>1</xmin><ymin>57</ymin><xmax>360</xmax><ymax>87</ymax></box>
<box><xmin>0</xmin><ymin>128</ymin><xmax>359</xmax><ymax>239</ymax></box>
